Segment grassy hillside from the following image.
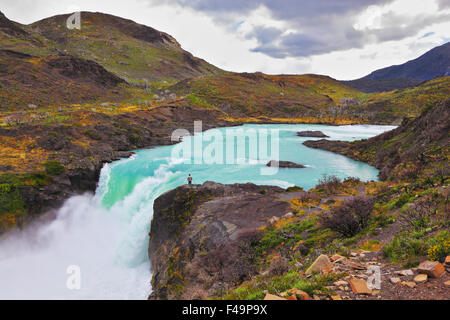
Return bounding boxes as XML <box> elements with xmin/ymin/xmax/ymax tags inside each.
<box><xmin>171</xmin><ymin>72</ymin><xmax>450</xmax><ymax>125</ymax></box>
<box><xmin>304</xmin><ymin>98</ymin><xmax>450</xmax><ymax>183</ymax></box>
<box><xmin>0</xmin><ymin>49</ymin><xmax>129</xmax><ymax>110</ymax></box>
<box><xmin>30</xmin><ymin>12</ymin><xmax>224</xmax><ymax>84</ymax></box>
<box><xmin>170</xmin><ymin>73</ymin><xmax>372</xmax><ymax>124</ymax></box>
<box><xmin>343</xmin><ymin>78</ymin><xmax>424</xmax><ymax>93</ymax></box>
<box><xmin>359</xmin><ymin>76</ymin><xmax>450</xmax><ymax>123</ymax></box>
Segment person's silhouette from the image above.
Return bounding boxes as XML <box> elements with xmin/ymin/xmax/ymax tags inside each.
<box><xmin>187</xmin><ymin>174</ymin><xmax>192</xmax><ymax>185</ymax></box>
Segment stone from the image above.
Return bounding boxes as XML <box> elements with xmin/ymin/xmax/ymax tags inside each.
<box><xmin>268</xmin><ymin>216</ymin><xmax>280</xmax><ymax>225</ymax></box>
<box><xmin>283</xmin><ymin>288</ymin><xmax>311</xmax><ymax>300</ymax></box>
<box><xmin>417</xmin><ymin>261</ymin><xmax>445</xmax><ymax>278</ymax></box>
<box><xmin>390</xmin><ymin>277</ymin><xmax>401</xmax><ymax>284</ymax></box>
<box><xmin>331</xmin><ymin>295</ymin><xmax>342</xmax><ymax>300</ymax></box>
<box><xmin>283</xmin><ymin>212</ymin><xmax>295</xmax><ymax>218</ymax></box>
<box><xmin>349</xmin><ymin>278</ymin><xmax>372</xmax><ymax>294</ymax></box>
<box><xmin>348</xmin><ymin>261</ymin><xmax>366</xmax><ymax>270</ymax></box>
<box><xmin>395</xmin><ymin>269</ymin><xmax>414</xmax><ymax>276</ymax></box>
<box><xmin>285</xmin><ymin>295</ymin><xmax>297</xmax><ymax>300</ymax></box>
<box><xmin>333</xmin><ymin>280</ymin><xmax>348</xmax><ymax>286</ymax></box>
<box><xmin>330</xmin><ymin>254</ymin><xmax>345</xmax><ymax>262</ymax></box>
<box><xmin>350</xmin><ymin>252</ymin><xmax>358</xmax><ymax>257</ymax></box>
<box><xmin>444</xmin><ymin>280</ymin><xmax>450</xmax><ymax>286</ymax></box>
<box><xmin>444</xmin><ymin>256</ymin><xmax>450</xmax><ymax>266</ymax></box>
<box><xmin>401</xmin><ymin>281</ymin><xmax>416</xmax><ymax>288</ymax></box>
<box><xmin>413</xmin><ymin>274</ymin><xmax>428</xmax><ymax>283</ymax></box>
<box><xmin>305</xmin><ymin>254</ymin><xmax>332</xmax><ymax>275</ymax></box>
<box><xmin>264</xmin><ymin>294</ymin><xmax>286</xmax><ymax>300</ymax></box>
<box><xmin>371</xmin><ymin>290</ymin><xmax>380</xmax><ymax>296</ymax></box>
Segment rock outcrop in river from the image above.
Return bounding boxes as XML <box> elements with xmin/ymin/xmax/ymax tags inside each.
<box><xmin>148</xmin><ymin>181</ymin><xmax>290</xmax><ymax>300</ymax></box>
<box><xmin>266</xmin><ymin>160</ymin><xmax>306</xmax><ymax>168</ymax></box>
<box><xmin>297</xmin><ymin>131</ymin><xmax>329</xmax><ymax>138</ymax></box>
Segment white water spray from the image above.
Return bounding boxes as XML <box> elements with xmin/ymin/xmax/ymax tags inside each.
<box><xmin>0</xmin><ymin>158</ymin><xmax>175</xmax><ymax>299</ymax></box>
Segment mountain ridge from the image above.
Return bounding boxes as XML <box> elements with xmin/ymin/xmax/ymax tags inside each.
<box><xmin>345</xmin><ymin>42</ymin><xmax>450</xmax><ymax>92</ymax></box>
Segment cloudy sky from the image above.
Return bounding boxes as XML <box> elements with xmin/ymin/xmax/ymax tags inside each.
<box><xmin>2</xmin><ymin>0</ymin><xmax>449</xmax><ymax>79</ymax></box>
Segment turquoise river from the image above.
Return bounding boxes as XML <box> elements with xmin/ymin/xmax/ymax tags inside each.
<box><xmin>0</xmin><ymin>124</ymin><xmax>395</xmax><ymax>299</ymax></box>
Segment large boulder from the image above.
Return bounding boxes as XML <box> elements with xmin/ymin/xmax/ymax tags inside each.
<box><xmin>148</xmin><ymin>182</ymin><xmax>290</xmax><ymax>300</ymax></box>
<box><xmin>417</xmin><ymin>261</ymin><xmax>445</xmax><ymax>278</ymax></box>
<box><xmin>305</xmin><ymin>254</ymin><xmax>332</xmax><ymax>275</ymax></box>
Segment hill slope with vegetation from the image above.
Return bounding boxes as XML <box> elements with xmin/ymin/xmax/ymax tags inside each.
<box><xmin>30</xmin><ymin>12</ymin><xmax>223</xmax><ymax>84</ymax></box>
<box><xmin>304</xmin><ymin>99</ymin><xmax>449</xmax><ymax>183</ymax></box>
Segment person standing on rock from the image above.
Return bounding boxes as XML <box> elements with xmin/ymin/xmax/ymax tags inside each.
<box><xmin>187</xmin><ymin>174</ymin><xmax>193</xmax><ymax>185</ymax></box>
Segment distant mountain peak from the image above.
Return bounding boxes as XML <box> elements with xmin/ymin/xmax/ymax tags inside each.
<box><xmin>344</xmin><ymin>42</ymin><xmax>450</xmax><ymax>92</ymax></box>
<box><xmin>363</xmin><ymin>42</ymin><xmax>450</xmax><ymax>81</ymax></box>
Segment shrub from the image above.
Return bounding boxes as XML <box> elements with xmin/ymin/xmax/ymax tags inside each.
<box><xmin>268</xmin><ymin>257</ymin><xmax>290</xmax><ymax>276</ymax></box>
<box><xmin>343</xmin><ymin>177</ymin><xmax>361</xmax><ymax>185</ymax></box>
<box><xmin>129</xmin><ymin>132</ymin><xmax>141</xmax><ymax>145</ymax></box>
<box><xmin>84</xmin><ymin>129</ymin><xmax>101</xmax><ymax>140</ymax></box>
<box><xmin>427</xmin><ymin>231</ymin><xmax>450</xmax><ymax>262</ymax></box>
<box><xmin>393</xmin><ymin>192</ymin><xmax>414</xmax><ymax>209</ymax></box>
<box><xmin>382</xmin><ymin>234</ymin><xmax>426</xmax><ymax>263</ymax></box>
<box><xmin>321</xmin><ymin>196</ymin><xmax>375</xmax><ymax>237</ymax></box>
<box><xmin>316</xmin><ymin>174</ymin><xmax>341</xmax><ymax>194</ymax></box>
<box><xmin>44</xmin><ymin>161</ymin><xmax>65</xmax><ymax>175</ymax></box>
<box><xmin>286</xmin><ymin>186</ymin><xmax>304</xmax><ymax>192</ymax></box>
<box><xmin>224</xmin><ymin>271</ymin><xmax>340</xmax><ymax>300</ymax></box>
<box><xmin>401</xmin><ymin>195</ymin><xmax>437</xmax><ymax>231</ymax></box>
<box><xmin>256</xmin><ymin>218</ymin><xmax>317</xmax><ymax>255</ymax></box>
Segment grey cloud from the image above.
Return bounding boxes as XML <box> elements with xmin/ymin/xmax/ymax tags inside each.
<box><xmin>147</xmin><ymin>0</ymin><xmax>448</xmax><ymax>58</ymax></box>
<box><xmin>246</xmin><ymin>26</ymin><xmax>283</xmax><ymax>44</ymax></box>
<box><xmin>438</xmin><ymin>0</ymin><xmax>450</xmax><ymax>8</ymax></box>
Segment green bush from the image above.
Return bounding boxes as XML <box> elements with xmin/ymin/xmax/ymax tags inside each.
<box><xmin>427</xmin><ymin>231</ymin><xmax>450</xmax><ymax>262</ymax></box>
<box><xmin>0</xmin><ymin>186</ymin><xmax>25</xmax><ymax>216</ymax></box>
<box><xmin>393</xmin><ymin>192</ymin><xmax>414</xmax><ymax>209</ymax></box>
<box><xmin>0</xmin><ymin>175</ymin><xmax>26</xmax><ymax>216</ymax></box>
<box><xmin>286</xmin><ymin>186</ymin><xmax>304</xmax><ymax>192</ymax></box>
<box><xmin>129</xmin><ymin>132</ymin><xmax>141</xmax><ymax>145</ymax></box>
<box><xmin>255</xmin><ymin>218</ymin><xmax>318</xmax><ymax>255</ymax></box>
<box><xmin>383</xmin><ymin>234</ymin><xmax>426</xmax><ymax>264</ymax></box>
<box><xmin>224</xmin><ymin>271</ymin><xmax>340</xmax><ymax>300</ymax></box>
<box><xmin>84</xmin><ymin>129</ymin><xmax>101</xmax><ymax>140</ymax></box>
<box><xmin>44</xmin><ymin>161</ymin><xmax>65</xmax><ymax>175</ymax></box>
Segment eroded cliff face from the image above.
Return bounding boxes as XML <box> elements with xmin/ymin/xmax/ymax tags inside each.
<box><xmin>148</xmin><ymin>182</ymin><xmax>290</xmax><ymax>300</ymax></box>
